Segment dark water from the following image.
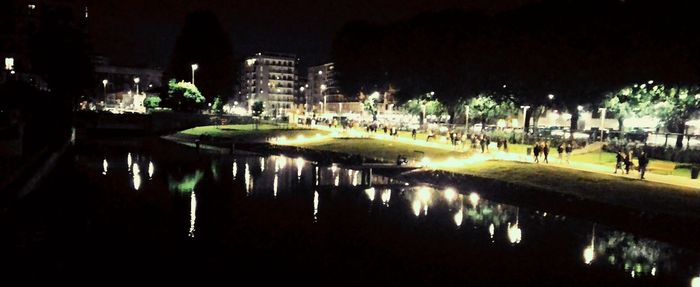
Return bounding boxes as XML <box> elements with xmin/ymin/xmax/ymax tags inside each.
<box><xmin>3</xmin><ymin>138</ymin><xmax>700</xmax><ymax>285</ymax></box>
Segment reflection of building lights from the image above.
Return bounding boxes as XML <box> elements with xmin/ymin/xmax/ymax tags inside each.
<box><xmin>189</xmin><ymin>191</ymin><xmax>197</xmax><ymax>237</ymax></box>
<box><xmin>365</xmin><ymin>187</ymin><xmax>375</xmax><ymax>201</ymax></box>
<box><xmin>583</xmin><ymin>246</ymin><xmax>595</xmax><ymax>265</ymax></box>
<box><xmin>127</xmin><ymin>153</ymin><xmax>132</xmax><ymax>171</ymax></box>
<box><xmin>418</xmin><ymin>187</ymin><xmax>431</xmax><ymax>202</ymax></box>
<box><xmin>232</xmin><ymin>162</ymin><xmax>238</xmax><ymax>179</ymax></box>
<box><xmin>507</xmin><ymin>222</ymin><xmax>521</xmax><ymax>244</ymax></box>
<box><xmin>489</xmin><ymin>223</ymin><xmax>495</xmax><ymax>239</ymax></box>
<box><xmin>313</xmin><ymin>191</ymin><xmax>319</xmax><ymax>222</ymax></box>
<box><xmin>453</xmin><ymin>208</ymin><xmax>463</xmax><ymax>227</ymax></box>
<box><xmin>295</xmin><ymin>158</ymin><xmax>304</xmax><ymax>178</ymax></box>
<box><xmin>468</xmin><ymin>192</ymin><xmax>480</xmax><ymax>207</ymax></box>
<box><xmin>102</xmin><ymin>159</ymin><xmax>108</xmax><ymax>175</ymax></box>
<box><xmin>443</xmin><ymin>187</ymin><xmax>457</xmax><ymax>202</ymax></box>
<box><xmin>132</xmin><ymin>163</ymin><xmax>141</xmax><ymax>191</ymax></box>
<box><xmin>692</xmin><ymin>276</ymin><xmax>700</xmax><ymax>287</ymax></box>
<box><xmin>412</xmin><ymin>200</ymin><xmax>421</xmax><ymax>217</ymax></box>
<box><xmin>381</xmin><ymin>189</ymin><xmax>391</xmax><ymax>206</ymax></box>
<box><xmin>148</xmin><ymin>161</ymin><xmax>154</xmax><ymax>179</ymax></box>
<box><xmin>273</xmin><ymin>174</ymin><xmax>278</xmax><ymax>197</ymax></box>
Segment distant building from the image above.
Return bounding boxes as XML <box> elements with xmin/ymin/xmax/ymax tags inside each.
<box><xmin>240</xmin><ymin>52</ymin><xmax>297</xmax><ymax>117</ymax></box>
<box><xmin>0</xmin><ymin>0</ymin><xmax>88</xmax><ymax>88</ymax></box>
<box><xmin>306</xmin><ymin>63</ymin><xmax>345</xmax><ymax>110</ymax></box>
<box><xmin>95</xmin><ymin>60</ymin><xmax>163</xmax><ymax>96</ymax></box>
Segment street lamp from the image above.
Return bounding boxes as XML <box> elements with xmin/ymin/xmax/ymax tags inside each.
<box><xmin>577</xmin><ymin>105</ymin><xmax>584</xmax><ymax>112</ymax></box>
<box><xmin>134</xmin><ymin>77</ymin><xmax>140</xmax><ymax>95</ymax></box>
<box><xmin>598</xmin><ymin>108</ymin><xmax>607</xmax><ymax>142</ymax></box>
<box><xmin>191</xmin><ymin>64</ymin><xmax>198</xmax><ymax>85</ymax></box>
<box><xmin>320</xmin><ymin>84</ymin><xmax>327</xmax><ymax>114</ymax></box>
<box><xmin>548</xmin><ymin>94</ymin><xmax>555</xmax><ymax>100</ymax></box>
<box><xmin>102</xmin><ymin>79</ymin><xmax>108</xmax><ymax>97</ymax></box>
<box><xmin>520</xmin><ymin>105</ymin><xmax>531</xmax><ymax>130</ymax></box>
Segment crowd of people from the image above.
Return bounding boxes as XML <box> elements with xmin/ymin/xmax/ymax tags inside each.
<box><xmin>614</xmin><ymin>149</ymin><xmax>650</xmax><ymax>179</ymax></box>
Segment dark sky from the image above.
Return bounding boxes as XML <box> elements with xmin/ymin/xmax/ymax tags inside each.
<box><xmin>85</xmin><ymin>0</ymin><xmax>540</xmax><ymax>68</ymax></box>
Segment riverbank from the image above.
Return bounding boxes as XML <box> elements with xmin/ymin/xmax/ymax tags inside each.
<box><xmin>166</xmin><ymin>126</ymin><xmax>700</xmax><ymax>224</ymax></box>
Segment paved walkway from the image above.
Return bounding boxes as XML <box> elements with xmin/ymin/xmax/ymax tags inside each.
<box><xmin>312</xmin><ymin>125</ymin><xmax>700</xmax><ymax>190</ymax></box>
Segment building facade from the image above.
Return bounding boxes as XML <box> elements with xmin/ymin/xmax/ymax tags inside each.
<box><xmin>0</xmin><ymin>0</ymin><xmax>88</xmax><ymax>88</ymax></box>
<box><xmin>306</xmin><ymin>63</ymin><xmax>345</xmax><ymax>111</ymax></box>
<box><xmin>240</xmin><ymin>52</ymin><xmax>297</xmax><ymax>117</ymax></box>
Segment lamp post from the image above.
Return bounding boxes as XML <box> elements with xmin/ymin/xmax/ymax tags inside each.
<box><xmin>320</xmin><ymin>84</ymin><xmax>327</xmax><ymax>115</ymax></box>
<box><xmin>102</xmin><ymin>79</ymin><xmax>108</xmax><ymax>97</ymax></box>
<box><xmin>134</xmin><ymin>77</ymin><xmax>140</xmax><ymax>95</ymax></box>
<box><xmin>598</xmin><ymin>108</ymin><xmax>607</xmax><ymax>142</ymax></box>
<box><xmin>191</xmin><ymin>64</ymin><xmax>198</xmax><ymax>85</ymax></box>
<box><xmin>421</xmin><ymin>102</ymin><xmax>427</xmax><ymax>126</ymax></box>
<box><xmin>520</xmin><ymin>105</ymin><xmax>531</xmax><ymax>130</ymax></box>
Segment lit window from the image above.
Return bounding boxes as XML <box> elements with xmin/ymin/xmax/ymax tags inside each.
<box><xmin>5</xmin><ymin>57</ymin><xmax>14</xmax><ymax>70</ymax></box>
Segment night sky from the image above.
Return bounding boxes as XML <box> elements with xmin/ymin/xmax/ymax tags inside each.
<box><xmin>85</xmin><ymin>0</ymin><xmax>540</xmax><ymax>68</ymax></box>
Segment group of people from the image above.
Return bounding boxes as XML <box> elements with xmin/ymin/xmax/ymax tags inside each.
<box><xmin>533</xmin><ymin>141</ymin><xmax>573</xmax><ymax>164</ymax></box>
<box><xmin>614</xmin><ymin>149</ymin><xmax>650</xmax><ymax>179</ymax></box>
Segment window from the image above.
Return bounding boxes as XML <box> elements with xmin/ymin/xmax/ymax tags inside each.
<box><xmin>4</xmin><ymin>57</ymin><xmax>14</xmax><ymax>70</ymax></box>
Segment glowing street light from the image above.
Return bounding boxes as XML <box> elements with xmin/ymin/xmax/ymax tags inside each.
<box><xmin>548</xmin><ymin>94</ymin><xmax>555</xmax><ymax>100</ymax></box>
<box><xmin>133</xmin><ymin>77</ymin><xmax>140</xmax><ymax>95</ymax></box>
<box><xmin>102</xmin><ymin>79</ymin><xmax>108</xmax><ymax>97</ymax></box>
<box><xmin>577</xmin><ymin>105</ymin><xmax>584</xmax><ymax>111</ymax></box>
<box><xmin>191</xmin><ymin>63</ymin><xmax>198</xmax><ymax>85</ymax></box>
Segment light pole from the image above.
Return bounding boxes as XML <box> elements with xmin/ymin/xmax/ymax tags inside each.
<box><xmin>520</xmin><ymin>105</ymin><xmax>531</xmax><ymax>130</ymax></box>
<box><xmin>421</xmin><ymin>102</ymin><xmax>426</xmax><ymax>126</ymax></box>
<box><xmin>320</xmin><ymin>84</ymin><xmax>327</xmax><ymax>115</ymax></box>
<box><xmin>134</xmin><ymin>77</ymin><xmax>140</xmax><ymax>95</ymax></box>
<box><xmin>191</xmin><ymin>64</ymin><xmax>198</xmax><ymax>85</ymax></box>
<box><xmin>598</xmin><ymin>108</ymin><xmax>607</xmax><ymax>142</ymax></box>
<box><xmin>102</xmin><ymin>79</ymin><xmax>108</xmax><ymax>97</ymax></box>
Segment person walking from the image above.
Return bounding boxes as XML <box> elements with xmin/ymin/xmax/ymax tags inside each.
<box><xmin>503</xmin><ymin>139</ymin><xmax>509</xmax><ymax>152</ymax></box>
<box><xmin>485</xmin><ymin>136</ymin><xmax>491</xmax><ymax>152</ymax></box>
<box><xmin>565</xmin><ymin>143</ymin><xmax>573</xmax><ymax>164</ymax></box>
<box><xmin>480</xmin><ymin>135</ymin><xmax>486</xmax><ymax>153</ymax></box>
<box><xmin>638</xmin><ymin>151</ymin><xmax>649</xmax><ymax>179</ymax></box>
<box><xmin>543</xmin><ymin>142</ymin><xmax>550</xmax><ymax>164</ymax></box>
<box><xmin>412</xmin><ymin>128</ymin><xmax>417</xmax><ymax>140</ymax></box>
<box><xmin>614</xmin><ymin>150</ymin><xmax>625</xmax><ymax>174</ymax></box>
<box><xmin>533</xmin><ymin>142</ymin><xmax>541</xmax><ymax>163</ymax></box>
<box><xmin>623</xmin><ymin>151</ymin><xmax>632</xmax><ymax>174</ymax></box>
<box><xmin>557</xmin><ymin>144</ymin><xmax>564</xmax><ymax>163</ymax></box>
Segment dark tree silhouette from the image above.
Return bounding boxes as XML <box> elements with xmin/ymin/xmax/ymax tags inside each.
<box><xmin>164</xmin><ymin>11</ymin><xmax>235</xmax><ymax>106</ymax></box>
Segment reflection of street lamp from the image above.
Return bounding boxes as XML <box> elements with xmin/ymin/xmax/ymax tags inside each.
<box><xmin>134</xmin><ymin>77</ymin><xmax>140</xmax><ymax>95</ymax></box>
<box><xmin>520</xmin><ymin>105</ymin><xmax>531</xmax><ymax>130</ymax></box>
<box><xmin>191</xmin><ymin>64</ymin><xmax>198</xmax><ymax>85</ymax></box>
<box><xmin>598</xmin><ymin>108</ymin><xmax>607</xmax><ymax>142</ymax></box>
<box><xmin>102</xmin><ymin>79</ymin><xmax>108</xmax><ymax>97</ymax></box>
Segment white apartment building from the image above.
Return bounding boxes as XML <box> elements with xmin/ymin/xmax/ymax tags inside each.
<box><xmin>240</xmin><ymin>52</ymin><xmax>297</xmax><ymax>117</ymax></box>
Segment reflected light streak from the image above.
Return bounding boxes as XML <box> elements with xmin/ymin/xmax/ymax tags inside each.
<box><xmin>418</xmin><ymin>186</ymin><xmax>431</xmax><ymax>203</ymax></box>
<box><xmin>189</xmin><ymin>191</ymin><xmax>197</xmax><ymax>237</ymax></box>
<box><xmin>127</xmin><ymin>153</ymin><xmax>132</xmax><ymax>171</ymax></box>
<box><xmin>102</xmin><ymin>158</ymin><xmax>108</xmax><ymax>175</ymax></box>
<box><xmin>295</xmin><ymin>157</ymin><xmax>304</xmax><ymax>178</ymax></box>
<box><xmin>245</xmin><ymin>163</ymin><xmax>252</xmax><ymax>194</ymax></box>
<box><xmin>381</xmin><ymin>189</ymin><xmax>391</xmax><ymax>206</ymax></box>
<box><xmin>412</xmin><ymin>200</ymin><xmax>421</xmax><ymax>217</ymax></box>
<box><xmin>232</xmin><ymin>162</ymin><xmax>238</xmax><ymax>180</ymax></box>
<box><xmin>148</xmin><ymin>161</ymin><xmax>154</xmax><ymax>179</ymax></box>
<box><xmin>365</xmin><ymin>187</ymin><xmax>376</xmax><ymax>201</ymax></box>
<box><xmin>454</xmin><ymin>207</ymin><xmax>463</xmax><ymax>227</ymax></box>
<box><xmin>260</xmin><ymin>157</ymin><xmax>265</xmax><ymax>172</ymax></box>
<box><xmin>507</xmin><ymin>222</ymin><xmax>522</xmax><ymax>244</ymax></box>
<box><xmin>313</xmin><ymin>191</ymin><xmax>319</xmax><ymax>222</ymax></box>
<box><xmin>132</xmin><ymin>163</ymin><xmax>141</xmax><ymax>190</ymax></box>
<box><xmin>443</xmin><ymin>187</ymin><xmax>457</xmax><ymax>202</ymax></box>
<box><xmin>273</xmin><ymin>174</ymin><xmax>278</xmax><ymax>197</ymax></box>
<box><xmin>469</xmin><ymin>192</ymin><xmax>480</xmax><ymax>207</ymax></box>
<box><xmin>489</xmin><ymin>223</ymin><xmax>495</xmax><ymax>239</ymax></box>
<box><xmin>334</xmin><ymin>174</ymin><xmax>339</xmax><ymax>186</ymax></box>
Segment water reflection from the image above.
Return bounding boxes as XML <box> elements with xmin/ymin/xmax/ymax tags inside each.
<box><xmin>313</xmin><ymin>191</ymin><xmax>319</xmax><ymax>222</ymax></box>
<box><xmin>365</xmin><ymin>187</ymin><xmax>375</xmax><ymax>202</ymax></box>
<box><xmin>468</xmin><ymin>192</ymin><xmax>480</xmax><ymax>208</ymax></box>
<box><xmin>102</xmin><ymin>158</ymin><xmax>108</xmax><ymax>175</ymax></box>
<box><xmin>245</xmin><ymin>163</ymin><xmax>252</xmax><ymax>195</ymax></box>
<box><xmin>232</xmin><ymin>161</ymin><xmax>238</xmax><ymax>180</ymax></box>
<box><xmin>380</xmin><ymin>189</ymin><xmax>391</xmax><ymax>207</ymax></box>
<box><xmin>127</xmin><ymin>152</ymin><xmax>132</xmax><ymax>171</ymax></box>
<box><xmin>454</xmin><ymin>206</ymin><xmax>463</xmax><ymax>227</ymax></box>
<box><xmin>295</xmin><ymin>157</ymin><xmax>304</xmax><ymax>179</ymax></box>
<box><xmin>260</xmin><ymin>157</ymin><xmax>265</xmax><ymax>172</ymax></box>
<box><xmin>443</xmin><ymin>187</ymin><xmax>457</xmax><ymax>202</ymax></box>
<box><xmin>168</xmin><ymin>170</ymin><xmax>204</xmax><ymax>193</ymax></box>
<box><xmin>507</xmin><ymin>209</ymin><xmax>521</xmax><ymax>244</ymax></box>
<box><xmin>273</xmin><ymin>174</ymin><xmax>278</xmax><ymax>198</ymax></box>
<box><xmin>584</xmin><ymin>225</ymin><xmax>596</xmax><ymax>265</ymax></box>
<box><xmin>148</xmin><ymin>161</ymin><xmax>154</xmax><ymax>179</ymax></box>
<box><xmin>132</xmin><ymin>163</ymin><xmax>141</xmax><ymax>190</ymax></box>
<box><xmin>189</xmin><ymin>190</ymin><xmax>197</xmax><ymax>238</ymax></box>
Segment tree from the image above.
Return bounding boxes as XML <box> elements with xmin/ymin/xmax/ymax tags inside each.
<box><xmin>363</xmin><ymin>92</ymin><xmax>381</xmax><ymax>121</ymax></box>
<box><xmin>143</xmin><ymin>95</ymin><xmax>162</xmax><ymax>112</ymax></box>
<box><xmin>465</xmin><ymin>94</ymin><xmax>517</xmax><ymax>131</ymax></box>
<box><xmin>251</xmin><ymin>101</ymin><xmax>264</xmax><ymax>130</ymax></box>
<box><xmin>165</xmin><ymin>79</ymin><xmax>205</xmax><ymax>112</ymax></box>
<box><xmin>604</xmin><ymin>84</ymin><xmax>656</xmax><ymax>135</ymax></box>
<box><xmin>653</xmin><ymin>85</ymin><xmax>700</xmax><ymax>149</ymax></box>
<box><xmin>164</xmin><ymin>11</ymin><xmax>235</xmax><ymax>102</ymax></box>
<box><xmin>402</xmin><ymin>93</ymin><xmax>447</xmax><ymax>125</ymax></box>
<box><xmin>211</xmin><ymin>96</ymin><xmax>224</xmax><ymax>114</ymax></box>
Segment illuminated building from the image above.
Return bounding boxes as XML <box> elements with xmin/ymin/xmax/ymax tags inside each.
<box><xmin>240</xmin><ymin>52</ymin><xmax>297</xmax><ymax>117</ymax></box>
